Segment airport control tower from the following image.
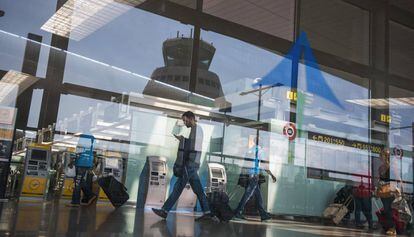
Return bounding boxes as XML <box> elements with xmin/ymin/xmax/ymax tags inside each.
<box><xmin>143</xmin><ymin>32</ymin><xmax>229</xmax><ymax>109</ymax></box>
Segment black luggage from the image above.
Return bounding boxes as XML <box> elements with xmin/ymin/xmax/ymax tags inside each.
<box><xmin>98</xmin><ymin>176</ymin><xmax>129</xmax><ymax>207</ymax></box>
<box><xmin>207</xmin><ymin>191</ymin><xmax>234</xmax><ymax>222</ymax></box>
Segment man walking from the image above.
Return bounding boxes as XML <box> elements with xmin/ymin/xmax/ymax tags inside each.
<box><xmin>234</xmin><ymin>138</ymin><xmax>276</xmax><ymax>221</ymax></box>
<box><xmin>152</xmin><ymin>111</ymin><xmax>217</xmax><ymax>222</ymax></box>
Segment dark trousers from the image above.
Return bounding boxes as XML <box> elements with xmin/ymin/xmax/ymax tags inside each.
<box><xmin>71</xmin><ymin>167</ymin><xmax>94</xmax><ymax>204</ymax></box>
<box><xmin>354</xmin><ymin>197</ymin><xmax>372</xmax><ymax>225</ymax></box>
<box><xmin>235</xmin><ymin>175</ymin><xmax>267</xmax><ymax>218</ymax></box>
<box><xmin>381</xmin><ymin>197</ymin><xmax>395</xmax><ymax>229</ymax></box>
<box><xmin>162</xmin><ymin>165</ymin><xmax>210</xmax><ymax>213</ymax></box>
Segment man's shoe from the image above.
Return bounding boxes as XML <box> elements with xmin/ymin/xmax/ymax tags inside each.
<box><xmin>233</xmin><ymin>213</ymin><xmax>247</xmax><ymax>221</ymax></box>
<box><xmin>261</xmin><ymin>214</ymin><xmax>272</xmax><ymax>222</ymax></box>
<box><xmin>196</xmin><ymin>213</ymin><xmax>220</xmax><ymax>222</ymax></box>
<box><xmin>66</xmin><ymin>203</ymin><xmax>80</xmax><ymax>207</ymax></box>
<box><xmin>81</xmin><ymin>195</ymin><xmax>97</xmax><ymax>206</ymax></box>
<box><xmin>386</xmin><ymin>228</ymin><xmax>397</xmax><ymax>236</ymax></box>
<box><xmin>355</xmin><ymin>223</ymin><xmax>365</xmax><ymax>228</ymax></box>
<box><xmin>152</xmin><ymin>208</ymin><xmax>168</xmax><ymax>219</ymax></box>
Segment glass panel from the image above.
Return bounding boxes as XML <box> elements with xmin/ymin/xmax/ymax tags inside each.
<box><xmin>389</xmin><ymin>21</ymin><xmax>414</xmax><ymax>79</ymax></box>
<box><xmin>202</xmin><ymin>0</ymin><xmax>295</xmax><ymax>41</ymax></box>
<box><xmin>27</xmin><ymin>89</ymin><xmax>43</xmax><ymax>128</ymax></box>
<box><xmin>300</xmin><ymin>0</ymin><xmax>370</xmax><ymax>64</ymax></box>
<box><xmin>199</xmin><ymin>26</ymin><xmax>371</xmax><ymax>216</ymax></box>
<box><xmin>61</xmin><ymin>5</ymin><xmax>194</xmax><ymax>101</ymax></box>
<box><xmin>391</xmin><ymin>0</ymin><xmax>414</xmax><ymax>14</ymax></box>
<box><xmin>388</xmin><ymin>85</ymin><xmax>414</xmax><ymax>193</ymax></box>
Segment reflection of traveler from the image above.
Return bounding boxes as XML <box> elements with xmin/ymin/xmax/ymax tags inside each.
<box><xmin>152</xmin><ymin>111</ymin><xmax>217</xmax><ymax>222</ymax></box>
<box><xmin>234</xmin><ymin>139</ymin><xmax>276</xmax><ymax>222</ymax></box>
<box><xmin>376</xmin><ymin>148</ymin><xmax>400</xmax><ymax>236</ymax></box>
<box><xmin>352</xmin><ymin>178</ymin><xmax>374</xmax><ymax>230</ymax></box>
<box><xmin>66</xmin><ymin>135</ymin><xmax>97</xmax><ymax>207</ymax></box>
<box><xmin>334</xmin><ymin>182</ymin><xmax>354</xmax><ymax>224</ymax></box>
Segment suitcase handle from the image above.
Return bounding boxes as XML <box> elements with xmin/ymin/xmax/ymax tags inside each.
<box><xmin>343</xmin><ymin>196</ymin><xmax>353</xmax><ymax>207</ymax></box>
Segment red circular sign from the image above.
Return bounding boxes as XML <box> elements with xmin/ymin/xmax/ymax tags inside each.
<box><xmin>283</xmin><ymin>122</ymin><xmax>297</xmax><ymax>141</ymax></box>
<box><xmin>394</xmin><ymin>146</ymin><xmax>403</xmax><ymax>159</ymax></box>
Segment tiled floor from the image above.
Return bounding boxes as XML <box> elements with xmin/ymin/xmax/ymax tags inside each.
<box><xmin>0</xmin><ymin>200</ymin><xmax>410</xmax><ymax>236</ymax></box>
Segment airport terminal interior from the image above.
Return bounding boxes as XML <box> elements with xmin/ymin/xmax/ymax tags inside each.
<box><xmin>0</xmin><ymin>0</ymin><xmax>414</xmax><ymax>236</ymax></box>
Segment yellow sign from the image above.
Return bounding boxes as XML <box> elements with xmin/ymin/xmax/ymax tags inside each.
<box><xmin>308</xmin><ymin>131</ymin><xmax>383</xmax><ymax>154</ymax></box>
<box><xmin>21</xmin><ymin>177</ymin><xmax>47</xmax><ymax>196</ymax></box>
<box><xmin>286</xmin><ymin>90</ymin><xmax>297</xmax><ymax>101</ymax></box>
<box><xmin>0</xmin><ymin>128</ymin><xmax>13</xmax><ymax>140</ymax></box>
<box><xmin>61</xmin><ymin>178</ymin><xmax>75</xmax><ymax>199</ymax></box>
<box><xmin>99</xmin><ymin>189</ymin><xmax>109</xmax><ymax>201</ymax></box>
<box><xmin>380</xmin><ymin>114</ymin><xmax>391</xmax><ymax>123</ymax></box>
<box><xmin>311</xmin><ymin>134</ymin><xmax>346</xmax><ymax>146</ymax></box>
<box><xmin>28</xmin><ymin>143</ymin><xmax>51</xmax><ymax>150</ymax></box>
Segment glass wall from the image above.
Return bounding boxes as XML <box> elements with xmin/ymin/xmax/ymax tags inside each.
<box><xmin>0</xmin><ymin>0</ymin><xmax>413</xmax><ymax>222</ymax></box>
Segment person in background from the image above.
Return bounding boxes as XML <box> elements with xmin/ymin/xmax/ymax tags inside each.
<box><xmin>66</xmin><ymin>135</ymin><xmax>97</xmax><ymax>207</ymax></box>
<box><xmin>376</xmin><ymin>148</ymin><xmax>400</xmax><ymax>236</ymax></box>
<box><xmin>152</xmin><ymin>111</ymin><xmax>218</xmax><ymax>222</ymax></box>
<box><xmin>233</xmin><ymin>137</ymin><xmax>277</xmax><ymax>222</ymax></box>
<box><xmin>353</xmin><ymin>177</ymin><xmax>374</xmax><ymax>230</ymax></box>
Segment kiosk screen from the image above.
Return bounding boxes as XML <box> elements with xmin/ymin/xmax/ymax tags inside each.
<box><xmin>211</xmin><ymin>169</ymin><xmax>223</xmax><ymax>178</ymax></box>
<box><xmin>31</xmin><ymin>150</ymin><xmax>47</xmax><ymax>161</ymax></box>
<box><xmin>152</xmin><ymin>162</ymin><xmax>164</xmax><ymax>172</ymax></box>
<box><xmin>106</xmin><ymin>158</ymin><xmax>119</xmax><ymax>169</ymax></box>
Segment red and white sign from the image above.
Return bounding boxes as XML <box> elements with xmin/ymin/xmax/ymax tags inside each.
<box><xmin>283</xmin><ymin>122</ymin><xmax>297</xmax><ymax>141</ymax></box>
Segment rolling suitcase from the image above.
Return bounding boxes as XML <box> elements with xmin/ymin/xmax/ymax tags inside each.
<box><xmin>98</xmin><ymin>176</ymin><xmax>129</xmax><ymax>207</ymax></box>
<box><xmin>376</xmin><ymin>208</ymin><xmax>406</xmax><ymax>234</ymax></box>
<box><xmin>323</xmin><ymin>196</ymin><xmax>353</xmax><ymax>225</ymax></box>
<box><xmin>207</xmin><ymin>191</ymin><xmax>234</xmax><ymax>222</ymax></box>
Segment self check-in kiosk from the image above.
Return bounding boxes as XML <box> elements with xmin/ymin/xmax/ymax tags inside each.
<box><xmin>137</xmin><ymin>156</ymin><xmax>168</xmax><ymax>208</ymax></box>
<box><xmin>146</xmin><ymin>156</ymin><xmax>168</xmax><ymax>207</ymax></box>
<box><xmin>102</xmin><ymin>156</ymin><xmax>123</xmax><ymax>182</ymax></box>
<box><xmin>206</xmin><ymin>163</ymin><xmax>227</xmax><ymax>193</ymax></box>
<box><xmin>21</xmin><ymin>144</ymin><xmax>52</xmax><ymax>197</ymax></box>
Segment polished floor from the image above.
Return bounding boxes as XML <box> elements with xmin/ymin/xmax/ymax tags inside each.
<box><xmin>0</xmin><ymin>200</ymin><xmax>411</xmax><ymax>237</ymax></box>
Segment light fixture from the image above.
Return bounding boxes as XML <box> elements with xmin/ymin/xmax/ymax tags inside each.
<box><xmin>1</xmin><ymin>70</ymin><xmax>39</xmax><ymax>94</ymax></box>
<box><xmin>41</xmin><ymin>0</ymin><xmax>145</xmax><ymax>41</ymax></box>
<box><xmin>346</xmin><ymin>98</ymin><xmax>414</xmax><ymax>109</ymax></box>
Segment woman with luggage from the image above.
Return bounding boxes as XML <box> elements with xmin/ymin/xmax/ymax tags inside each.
<box><xmin>376</xmin><ymin>148</ymin><xmax>400</xmax><ymax>236</ymax></box>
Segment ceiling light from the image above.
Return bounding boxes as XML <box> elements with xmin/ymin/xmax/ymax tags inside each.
<box><xmin>41</xmin><ymin>0</ymin><xmax>144</xmax><ymax>41</ymax></box>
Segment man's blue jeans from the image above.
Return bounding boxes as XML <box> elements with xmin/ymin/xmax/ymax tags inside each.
<box><xmin>162</xmin><ymin>165</ymin><xmax>210</xmax><ymax>213</ymax></box>
<box><xmin>71</xmin><ymin>167</ymin><xmax>94</xmax><ymax>204</ymax></box>
<box><xmin>235</xmin><ymin>175</ymin><xmax>267</xmax><ymax>218</ymax></box>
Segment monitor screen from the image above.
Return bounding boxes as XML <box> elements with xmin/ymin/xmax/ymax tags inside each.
<box><xmin>31</xmin><ymin>149</ymin><xmax>47</xmax><ymax>161</ymax></box>
<box><xmin>152</xmin><ymin>161</ymin><xmax>164</xmax><ymax>172</ymax></box>
<box><xmin>211</xmin><ymin>168</ymin><xmax>223</xmax><ymax>178</ymax></box>
<box><xmin>105</xmin><ymin>158</ymin><xmax>119</xmax><ymax>169</ymax></box>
